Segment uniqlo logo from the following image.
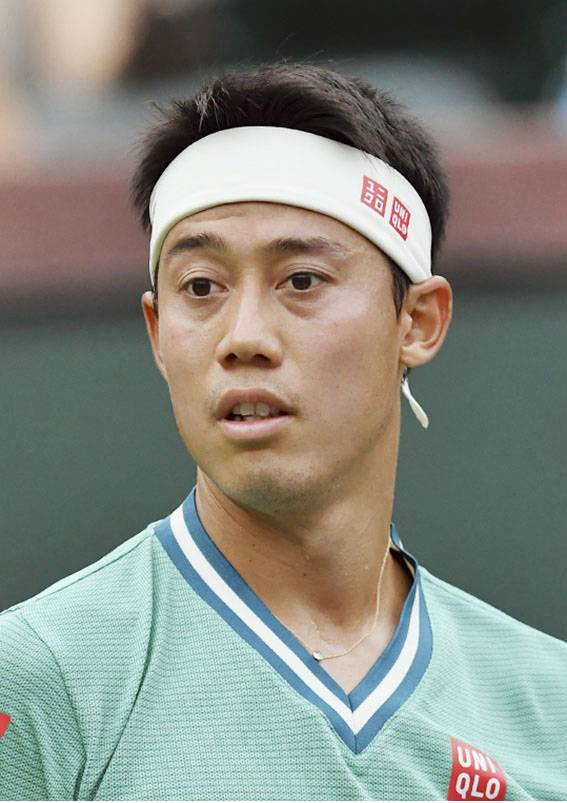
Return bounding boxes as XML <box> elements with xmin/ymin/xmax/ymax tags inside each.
<box><xmin>360</xmin><ymin>176</ymin><xmax>388</xmax><ymax>217</ymax></box>
<box><xmin>389</xmin><ymin>196</ymin><xmax>411</xmax><ymax>240</ymax></box>
<box><xmin>447</xmin><ymin>737</ymin><xmax>506</xmax><ymax>800</ymax></box>
<box><xmin>0</xmin><ymin>714</ymin><xmax>11</xmax><ymax>739</ymax></box>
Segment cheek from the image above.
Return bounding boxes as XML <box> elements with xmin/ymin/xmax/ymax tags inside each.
<box><xmin>159</xmin><ymin>320</ymin><xmax>203</xmax><ymax>408</ymax></box>
<box><xmin>310</xmin><ymin>294</ymin><xmax>398</xmax><ymax>405</ymax></box>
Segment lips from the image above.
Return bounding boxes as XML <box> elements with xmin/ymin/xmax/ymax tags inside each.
<box><xmin>216</xmin><ymin>388</ymin><xmax>294</xmax><ymax>421</ymax></box>
<box><xmin>219</xmin><ymin>414</ymin><xmax>293</xmax><ymax>441</ymax></box>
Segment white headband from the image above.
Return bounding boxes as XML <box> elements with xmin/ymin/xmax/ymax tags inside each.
<box><xmin>148</xmin><ymin>125</ymin><xmax>432</xmax><ymax>286</ymax></box>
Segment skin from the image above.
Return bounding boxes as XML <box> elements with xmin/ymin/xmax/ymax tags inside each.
<box><xmin>142</xmin><ymin>201</ymin><xmax>452</xmax><ymax>692</ymax></box>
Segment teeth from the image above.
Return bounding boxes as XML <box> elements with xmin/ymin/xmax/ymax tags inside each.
<box><xmin>230</xmin><ymin>402</ymin><xmax>281</xmax><ymax>418</ymax></box>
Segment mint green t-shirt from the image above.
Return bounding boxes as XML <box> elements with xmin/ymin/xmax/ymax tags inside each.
<box><xmin>1</xmin><ymin>486</ymin><xmax>566</xmax><ymax>800</ymax></box>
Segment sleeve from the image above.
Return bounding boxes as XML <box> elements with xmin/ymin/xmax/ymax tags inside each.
<box><xmin>0</xmin><ymin>610</ymin><xmax>85</xmax><ymax>800</ymax></box>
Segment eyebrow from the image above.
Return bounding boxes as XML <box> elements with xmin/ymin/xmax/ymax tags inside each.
<box><xmin>163</xmin><ymin>231</ymin><xmax>353</xmax><ymax>262</ymax></box>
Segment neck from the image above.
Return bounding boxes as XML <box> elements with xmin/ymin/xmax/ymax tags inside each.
<box><xmin>193</xmin><ymin>414</ymin><xmax>411</xmax><ymax>652</ymax></box>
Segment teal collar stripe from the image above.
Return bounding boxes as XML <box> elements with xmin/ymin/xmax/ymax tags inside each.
<box><xmin>154</xmin><ymin>487</ymin><xmax>433</xmax><ymax>753</ymax></box>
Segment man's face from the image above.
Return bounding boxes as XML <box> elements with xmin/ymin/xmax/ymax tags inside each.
<box><xmin>144</xmin><ymin>201</ymin><xmax>407</xmax><ymax>513</ymax></box>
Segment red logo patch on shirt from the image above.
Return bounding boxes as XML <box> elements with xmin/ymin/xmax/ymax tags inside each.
<box><xmin>0</xmin><ymin>714</ymin><xmax>11</xmax><ymax>738</ymax></box>
<box><xmin>360</xmin><ymin>175</ymin><xmax>389</xmax><ymax>217</ymax></box>
<box><xmin>389</xmin><ymin>196</ymin><xmax>411</xmax><ymax>240</ymax></box>
<box><xmin>447</xmin><ymin>737</ymin><xmax>506</xmax><ymax>800</ymax></box>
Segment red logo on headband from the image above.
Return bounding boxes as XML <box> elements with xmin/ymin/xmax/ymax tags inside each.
<box><xmin>390</xmin><ymin>197</ymin><xmax>411</xmax><ymax>240</ymax></box>
<box><xmin>361</xmin><ymin>176</ymin><xmax>388</xmax><ymax>217</ymax></box>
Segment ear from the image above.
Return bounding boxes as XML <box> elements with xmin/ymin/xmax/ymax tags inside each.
<box><xmin>399</xmin><ymin>276</ymin><xmax>453</xmax><ymax>369</ymax></box>
<box><xmin>141</xmin><ymin>291</ymin><xmax>168</xmax><ymax>381</ymax></box>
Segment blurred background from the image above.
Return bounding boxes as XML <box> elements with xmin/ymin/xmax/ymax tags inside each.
<box><xmin>1</xmin><ymin>0</ymin><xmax>566</xmax><ymax>639</ymax></box>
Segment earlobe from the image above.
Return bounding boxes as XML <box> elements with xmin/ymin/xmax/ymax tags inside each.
<box><xmin>399</xmin><ymin>276</ymin><xmax>452</xmax><ymax>369</ymax></box>
<box><xmin>141</xmin><ymin>291</ymin><xmax>168</xmax><ymax>381</ymax></box>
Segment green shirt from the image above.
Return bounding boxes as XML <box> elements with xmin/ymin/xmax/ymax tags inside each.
<box><xmin>1</xmin><ymin>486</ymin><xmax>566</xmax><ymax>799</ymax></box>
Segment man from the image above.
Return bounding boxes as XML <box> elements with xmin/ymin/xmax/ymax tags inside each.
<box><xmin>1</xmin><ymin>61</ymin><xmax>566</xmax><ymax>801</ymax></box>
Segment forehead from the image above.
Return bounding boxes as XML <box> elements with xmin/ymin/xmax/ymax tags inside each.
<box><xmin>162</xmin><ymin>201</ymin><xmax>378</xmax><ymax>255</ymax></box>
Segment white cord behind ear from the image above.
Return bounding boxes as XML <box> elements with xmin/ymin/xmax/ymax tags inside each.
<box><xmin>401</xmin><ymin>371</ymin><xmax>429</xmax><ymax>429</ymax></box>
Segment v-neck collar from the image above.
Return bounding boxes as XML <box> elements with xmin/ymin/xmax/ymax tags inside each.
<box><xmin>154</xmin><ymin>486</ymin><xmax>432</xmax><ymax>754</ymax></box>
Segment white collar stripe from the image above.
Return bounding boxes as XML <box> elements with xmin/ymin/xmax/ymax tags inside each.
<box><xmin>352</xmin><ymin>587</ymin><xmax>420</xmax><ymax>733</ymax></box>
<box><xmin>169</xmin><ymin>505</ymin><xmax>354</xmax><ymax>729</ymax></box>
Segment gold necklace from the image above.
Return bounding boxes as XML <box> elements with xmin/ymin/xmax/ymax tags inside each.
<box><xmin>282</xmin><ymin>539</ymin><xmax>391</xmax><ymax>662</ymax></box>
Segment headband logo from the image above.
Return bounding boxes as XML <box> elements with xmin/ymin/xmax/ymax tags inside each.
<box><xmin>360</xmin><ymin>176</ymin><xmax>388</xmax><ymax>217</ymax></box>
<box><xmin>390</xmin><ymin>197</ymin><xmax>411</xmax><ymax>241</ymax></box>
<box><xmin>361</xmin><ymin>177</ymin><xmax>411</xmax><ymax>241</ymax></box>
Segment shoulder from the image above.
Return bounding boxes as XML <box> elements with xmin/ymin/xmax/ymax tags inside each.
<box><xmin>0</xmin><ymin>523</ymin><xmax>163</xmax><ymax>705</ymax></box>
<box><xmin>2</xmin><ymin>524</ymin><xmax>157</xmax><ymax>636</ymax></box>
<box><xmin>421</xmin><ymin>567</ymin><xmax>567</xmax><ymax>645</ymax></box>
<box><xmin>420</xmin><ymin>565</ymin><xmax>567</xmax><ymax>673</ymax></box>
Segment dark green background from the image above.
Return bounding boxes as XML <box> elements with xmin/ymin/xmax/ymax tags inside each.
<box><xmin>2</xmin><ymin>285</ymin><xmax>566</xmax><ymax>640</ymax></box>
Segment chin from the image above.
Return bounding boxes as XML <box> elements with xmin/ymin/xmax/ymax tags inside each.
<box><xmin>202</xmin><ymin>461</ymin><xmax>324</xmax><ymax>515</ymax></box>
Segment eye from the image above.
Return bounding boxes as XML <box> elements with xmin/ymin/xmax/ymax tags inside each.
<box><xmin>183</xmin><ymin>277</ymin><xmax>223</xmax><ymax>297</ymax></box>
<box><xmin>182</xmin><ymin>271</ymin><xmax>325</xmax><ymax>298</ymax></box>
<box><xmin>284</xmin><ymin>272</ymin><xmax>325</xmax><ymax>292</ymax></box>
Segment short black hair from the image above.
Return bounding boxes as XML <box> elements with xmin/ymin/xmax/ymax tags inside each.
<box><xmin>131</xmin><ymin>59</ymin><xmax>450</xmax><ymax>317</ymax></box>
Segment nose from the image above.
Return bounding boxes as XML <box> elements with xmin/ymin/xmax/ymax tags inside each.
<box><xmin>215</xmin><ymin>284</ymin><xmax>283</xmax><ymax>367</ymax></box>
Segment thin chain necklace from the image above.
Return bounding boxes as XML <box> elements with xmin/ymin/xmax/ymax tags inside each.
<box><xmin>282</xmin><ymin>540</ymin><xmax>391</xmax><ymax>662</ymax></box>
